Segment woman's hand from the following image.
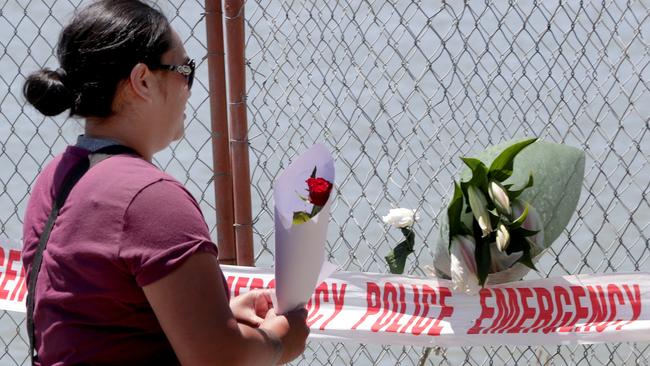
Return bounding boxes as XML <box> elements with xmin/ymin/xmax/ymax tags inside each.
<box><xmin>230</xmin><ymin>289</ymin><xmax>274</xmax><ymax>327</ymax></box>
<box><xmin>260</xmin><ymin>307</ymin><xmax>310</xmax><ymax>364</ymax></box>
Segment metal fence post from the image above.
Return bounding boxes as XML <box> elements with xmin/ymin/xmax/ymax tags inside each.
<box><xmin>223</xmin><ymin>0</ymin><xmax>254</xmax><ymax>266</ymax></box>
<box><xmin>205</xmin><ymin>0</ymin><xmax>237</xmax><ymax>265</ymax></box>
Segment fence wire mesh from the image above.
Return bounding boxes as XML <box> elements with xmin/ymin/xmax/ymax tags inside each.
<box><xmin>0</xmin><ymin>0</ymin><xmax>648</xmax><ymax>365</ymax></box>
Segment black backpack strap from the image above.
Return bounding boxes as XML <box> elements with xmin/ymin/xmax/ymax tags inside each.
<box><xmin>26</xmin><ymin>144</ymin><xmax>138</xmax><ymax>364</ymax></box>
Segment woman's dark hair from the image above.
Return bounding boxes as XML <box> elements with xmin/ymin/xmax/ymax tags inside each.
<box><xmin>23</xmin><ymin>0</ymin><xmax>172</xmax><ymax>117</ymax></box>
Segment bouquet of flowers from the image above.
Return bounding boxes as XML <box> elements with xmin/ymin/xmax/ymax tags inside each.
<box><xmin>273</xmin><ymin>144</ymin><xmax>337</xmax><ymax>313</ymax></box>
<box><xmin>432</xmin><ymin>138</ymin><xmax>585</xmax><ymax>294</ymax></box>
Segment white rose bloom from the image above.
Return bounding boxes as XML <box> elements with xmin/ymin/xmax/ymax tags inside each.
<box><xmin>450</xmin><ymin>235</ymin><xmax>480</xmax><ymax>295</ymax></box>
<box><xmin>382</xmin><ymin>208</ymin><xmax>419</xmax><ymax>228</ymax></box>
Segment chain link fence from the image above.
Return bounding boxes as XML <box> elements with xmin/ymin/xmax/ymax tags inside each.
<box><xmin>0</xmin><ymin>0</ymin><xmax>648</xmax><ymax>365</ymax></box>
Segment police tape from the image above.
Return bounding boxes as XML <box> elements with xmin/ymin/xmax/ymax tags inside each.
<box><xmin>1</xmin><ymin>242</ymin><xmax>648</xmax><ymax>346</ymax></box>
<box><xmin>222</xmin><ymin>265</ymin><xmax>650</xmax><ymax>347</ymax></box>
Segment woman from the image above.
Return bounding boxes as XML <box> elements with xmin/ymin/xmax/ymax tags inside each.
<box><xmin>21</xmin><ymin>1</ymin><xmax>309</xmax><ymax>365</ymax></box>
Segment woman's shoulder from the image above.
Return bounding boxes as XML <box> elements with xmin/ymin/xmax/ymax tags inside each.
<box><xmin>28</xmin><ymin>148</ymin><xmax>79</xmax><ymax>201</ymax></box>
<box><xmin>77</xmin><ymin>154</ymin><xmax>186</xmax><ymax>209</ymax></box>
<box><xmin>90</xmin><ymin>154</ymin><xmax>179</xmax><ymax>186</ymax></box>
<box><xmin>29</xmin><ymin>148</ymin><xmax>177</xmax><ymax>197</ymax></box>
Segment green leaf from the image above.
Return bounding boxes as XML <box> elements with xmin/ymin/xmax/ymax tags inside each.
<box><xmin>310</xmin><ymin>166</ymin><xmax>317</xmax><ymax>178</ymax></box>
<box><xmin>488</xmin><ymin>138</ymin><xmax>538</xmax><ymax>182</ymax></box>
<box><xmin>503</xmin><ymin>225</ymin><xmax>537</xmax><ymax>255</ymax></box>
<box><xmin>510</xmin><ymin>174</ymin><xmax>534</xmax><ymax>198</ymax></box>
<box><xmin>513</xmin><ymin>227</ymin><xmax>540</xmax><ymax>237</ymax></box>
<box><xmin>518</xmin><ymin>243</ymin><xmax>538</xmax><ymax>271</ymax></box>
<box><xmin>510</xmin><ymin>202</ymin><xmax>529</xmax><ymax>228</ymax></box>
<box><xmin>385</xmin><ymin>239</ymin><xmax>415</xmax><ymax>274</ymax></box>
<box><xmin>505</xmin><ymin>233</ymin><xmax>526</xmax><ymax>254</ymax></box>
<box><xmin>472</xmin><ymin>219</ymin><xmax>491</xmax><ymax>287</ymax></box>
<box><xmin>460</xmin><ymin>157</ymin><xmax>489</xmax><ymax>190</ymax></box>
<box><xmin>447</xmin><ymin>182</ymin><xmax>465</xmax><ymax>247</ymax></box>
<box><xmin>292</xmin><ymin>211</ymin><xmax>311</xmax><ymax>225</ymax></box>
<box><xmin>504</xmin><ymin>226</ymin><xmax>537</xmax><ymax>270</ymax></box>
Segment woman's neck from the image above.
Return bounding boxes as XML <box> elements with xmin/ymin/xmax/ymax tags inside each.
<box><xmin>85</xmin><ymin>115</ymin><xmax>153</xmax><ymax>161</ymax></box>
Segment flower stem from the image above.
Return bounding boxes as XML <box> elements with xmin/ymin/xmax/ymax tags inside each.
<box><xmin>418</xmin><ymin>347</ymin><xmax>432</xmax><ymax>366</ymax></box>
<box><xmin>310</xmin><ymin>204</ymin><xmax>322</xmax><ymax>217</ymax></box>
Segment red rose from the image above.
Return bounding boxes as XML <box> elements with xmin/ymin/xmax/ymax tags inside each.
<box><xmin>306</xmin><ymin>177</ymin><xmax>333</xmax><ymax>206</ymax></box>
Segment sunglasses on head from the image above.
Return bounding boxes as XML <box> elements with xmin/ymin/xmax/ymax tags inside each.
<box><xmin>148</xmin><ymin>59</ymin><xmax>195</xmax><ymax>90</ymax></box>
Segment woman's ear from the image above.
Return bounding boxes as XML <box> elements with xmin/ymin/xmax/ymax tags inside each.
<box><xmin>128</xmin><ymin>63</ymin><xmax>156</xmax><ymax>102</ymax></box>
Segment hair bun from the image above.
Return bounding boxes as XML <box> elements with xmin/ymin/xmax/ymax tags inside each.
<box><xmin>23</xmin><ymin>68</ymin><xmax>73</xmax><ymax>116</ymax></box>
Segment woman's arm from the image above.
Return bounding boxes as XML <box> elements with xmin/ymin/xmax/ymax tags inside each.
<box><xmin>143</xmin><ymin>252</ymin><xmax>309</xmax><ymax>365</ymax></box>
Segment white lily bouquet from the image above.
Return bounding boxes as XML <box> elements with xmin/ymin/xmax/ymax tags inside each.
<box><xmin>432</xmin><ymin>138</ymin><xmax>585</xmax><ymax>294</ymax></box>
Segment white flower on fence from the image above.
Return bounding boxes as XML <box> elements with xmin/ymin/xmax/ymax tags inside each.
<box><xmin>383</xmin><ymin>208</ymin><xmax>419</xmax><ymax>274</ymax></box>
<box><xmin>382</xmin><ymin>208</ymin><xmax>419</xmax><ymax>228</ymax></box>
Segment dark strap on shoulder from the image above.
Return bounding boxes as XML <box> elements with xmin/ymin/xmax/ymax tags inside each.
<box><xmin>26</xmin><ymin>145</ymin><xmax>138</xmax><ymax>364</ymax></box>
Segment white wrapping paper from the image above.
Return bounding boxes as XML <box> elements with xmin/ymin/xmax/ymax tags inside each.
<box><xmin>273</xmin><ymin>144</ymin><xmax>337</xmax><ymax>313</ymax></box>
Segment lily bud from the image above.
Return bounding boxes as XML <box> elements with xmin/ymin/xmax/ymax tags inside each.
<box><xmin>496</xmin><ymin>223</ymin><xmax>510</xmax><ymax>252</ymax></box>
<box><xmin>467</xmin><ymin>185</ymin><xmax>492</xmax><ymax>237</ymax></box>
<box><xmin>450</xmin><ymin>235</ymin><xmax>480</xmax><ymax>294</ymax></box>
<box><xmin>488</xmin><ymin>181</ymin><xmax>511</xmax><ymax>215</ymax></box>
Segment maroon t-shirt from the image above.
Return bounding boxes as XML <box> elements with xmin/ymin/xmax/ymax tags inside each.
<box><xmin>22</xmin><ymin>146</ymin><xmax>221</xmax><ymax>365</ymax></box>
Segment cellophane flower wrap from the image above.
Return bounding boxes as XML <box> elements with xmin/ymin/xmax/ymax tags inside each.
<box><xmin>432</xmin><ymin>138</ymin><xmax>585</xmax><ymax>294</ymax></box>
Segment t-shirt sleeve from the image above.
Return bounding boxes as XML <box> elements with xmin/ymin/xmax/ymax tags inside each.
<box><xmin>119</xmin><ymin>179</ymin><xmax>219</xmax><ymax>287</ymax></box>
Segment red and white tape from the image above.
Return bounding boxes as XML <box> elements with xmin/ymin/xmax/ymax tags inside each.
<box><xmin>1</xmin><ymin>241</ymin><xmax>648</xmax><ymax>346</ymax></box>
